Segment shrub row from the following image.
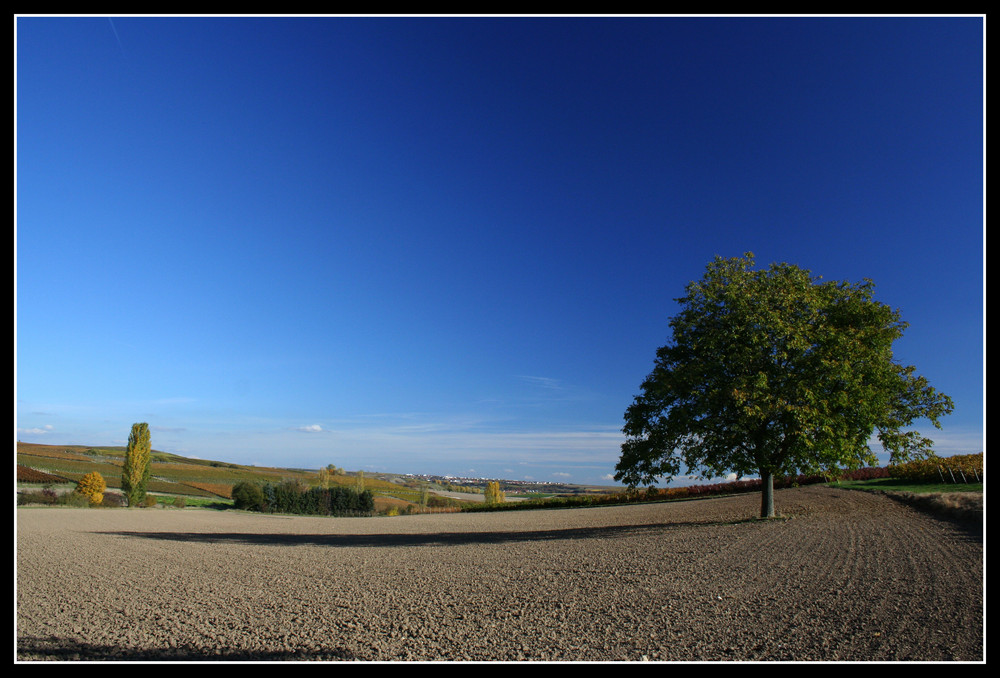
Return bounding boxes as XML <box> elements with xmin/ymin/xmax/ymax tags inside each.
<box><xmin>888</xmin><ymin>452</ymin><xmax>984</xmax><ymax>484</ymax></box>
<box><xmin>231</xmin><ymin>479</ymin><xmax>375</xmax><ymax>516</ymax></box>
<box><xmin>17</xmin><ymin>488</ymin><xmax>126</xmax><ymax>508</ymax></box>
<box><xmin>426</xmin><ymin>494</ymin><xmax>464</xmax><ymax>509</ymax></box>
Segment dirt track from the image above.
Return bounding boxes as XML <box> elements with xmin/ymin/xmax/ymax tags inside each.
<box><xmin>16</xmin><ymin>486</ymin><xmax>984</xmax><ymax>662</ymax></box>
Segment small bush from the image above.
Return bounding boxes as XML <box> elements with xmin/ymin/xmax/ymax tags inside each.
<box><xmin>231</xmin><ymin>480</ymin><xmax>266</xmax><ymax>511</ymax></box>
<box><xmin>64</xmin><ymin>492</ymin><xmax>92</xmax><ymax>507</ymax></box>
<box><xmin>144</xmin><ymin>494</ymin><xmax>159</xmax><ymax>507</ymax></box>
<box><xmin>172</xmin><ymin>496</ymin><xmax>187</xmax><ymax>508</ymax></box>
<box><xmin>19</xmin><ymin>493</ymin><xmax>33</xmax><ymax>506</ymax></box>
<box><xmin>426</xmin><ymin>495</ymin><xmax>462</xmax><ymax>508</ymax></box>
<box><xmin>18</xmin><ymin>488</ymin><xmax>59</xmax><ymax>506</ymax></box>
<box><xmin>101</xmin><ymin>493</ymin><xmax>125</xmax><ymax>507</ymax></box>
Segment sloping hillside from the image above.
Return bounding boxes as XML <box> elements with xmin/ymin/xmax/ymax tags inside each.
<box><xmin>15</xmin><ymin>442</ymin><xmax>469</xmax><ymax>509</ymax></box>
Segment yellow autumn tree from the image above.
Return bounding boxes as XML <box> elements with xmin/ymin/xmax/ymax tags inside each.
<box><xmin>484</xmin><ymin>481</ymin><xmax>505</xmax><ymax>506</ymax></box>
<box><xmin>75</xmin><ymin>471</ymin><xmax>106</xmax><ymax>505</ymax></box>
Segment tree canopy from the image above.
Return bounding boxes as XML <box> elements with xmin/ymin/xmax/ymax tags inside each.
<box><xmin>614</xmin><ymin>253</ymin><xmax>953</xmax><ymax>517</ymax></box>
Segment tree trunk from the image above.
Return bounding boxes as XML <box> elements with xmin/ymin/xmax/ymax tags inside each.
<box><xmin>760</xmin><ymin>470</ymin><xmax>775</xmax><ymax>518</ymax></box>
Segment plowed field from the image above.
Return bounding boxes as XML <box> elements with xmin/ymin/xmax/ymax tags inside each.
<box><xmin>16</xmin><ymin>485</ymin><xmax>984</xmax><ymax>661</ymax></box>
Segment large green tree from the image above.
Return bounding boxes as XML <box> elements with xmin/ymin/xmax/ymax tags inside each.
<box><xmin>615</xmin><ymin>254</ymin><xmax>953</xmax><ymax>518</ymax></box>
<box><xmin>121</xmin><ymin>422</ymin><xmax>152</xmax><ymax>507</ymax></box>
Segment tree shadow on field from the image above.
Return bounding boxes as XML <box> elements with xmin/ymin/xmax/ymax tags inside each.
<box><xmin>16</xmin><ymin>635</ymin><xmax>354</xmax><ymax>661</ymax></box>
<box><xmin>96</xmin><ymin>518</ymin><xmax>765</xmax><ymax>549</ymax></box>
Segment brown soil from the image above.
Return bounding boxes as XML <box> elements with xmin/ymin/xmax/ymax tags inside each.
<box><xmin>16</xmin><ymin>485</ymin><xmax>983</xmax><ymax>662</ymax></box>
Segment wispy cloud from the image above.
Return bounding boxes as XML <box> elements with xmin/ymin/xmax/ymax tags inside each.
<box><xmin>295</xmin><ymin>424</ymin><xmax>327</xmax><ymax>433</ymax></box>
<box><xmin>17</xmin><ymin>425</ymin><xmax>54</xmax><ymax>435</ymax></box>
<box><xmin>512</xmin><ymin>375</ymin><xmax>597</xmax><ymax>409</ymax></box>
<box><xmin>107</xmin><ymin>18</ymin><xmax>127</xmax><ymax>63</ymax></box>
<box><xmin>517</xmin><ymin>375</ymin><xmax>564</xmax><ymax>391</ymax></box>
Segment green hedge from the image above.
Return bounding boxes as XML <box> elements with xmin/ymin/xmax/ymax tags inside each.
<box><xmin>231</xmin><ymin>479</ymin><xmax>374</xmax><ymax>516</ymax></box>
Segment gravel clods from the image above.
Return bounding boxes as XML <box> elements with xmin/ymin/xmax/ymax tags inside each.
<box><xmin>17</xmin><ymin>486</ymin><xmax>984</xmax><ymax>661</ymax></box>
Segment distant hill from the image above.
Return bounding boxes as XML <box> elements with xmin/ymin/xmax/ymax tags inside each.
<box><xmin>16</xmin><ymin>441</ymin><xmax>625</xmax><ymax>514</ymax></box>
<box><xmin>14</xmin><ymin>442</ymin><xmax>478</xmax><ymax>511</ymax></box>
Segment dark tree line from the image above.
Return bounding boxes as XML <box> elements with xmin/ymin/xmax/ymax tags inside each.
<box><xmin>231</xmin><ymin>479</ymin><xmax>374</xmax><ymax>516</ymax></box>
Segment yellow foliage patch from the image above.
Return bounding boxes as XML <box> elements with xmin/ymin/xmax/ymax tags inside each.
<box><xmin>75</xmin><ymin>471</ymin><xmax>106</xmax><ymax>505</ymax></box>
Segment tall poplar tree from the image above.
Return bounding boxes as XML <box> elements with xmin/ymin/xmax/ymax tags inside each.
<box><xmin>122</xmin><ymin>422</ymin><xmax>152</xmax><ymax>507</ymax></box>
<box><xmin>484</xmin><ymin>481</ymin><xmax>505</xmax><ymax>506</ymax></box>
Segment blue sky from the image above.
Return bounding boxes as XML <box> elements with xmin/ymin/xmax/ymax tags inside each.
<box><xmin>15</xmin><ymin>16</ymin><xmax>984</xmax><ymax>486</ymax></box>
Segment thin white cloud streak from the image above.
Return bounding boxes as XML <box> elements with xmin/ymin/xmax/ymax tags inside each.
<box><xmin>516</xmin><ymin>375</ymin><xmax>564</xmax><ymax>391</ymax></box>
<box><xmin>17</xmin><ymin>425</ymin><xmax>54</xmax><ymax>435</ymax></box>
<box><xmin>509</xmin><ymin>375</ymin><xmax>604</xmax><ymax>410</ymax></box>
<box><xmin>295</xmin><ymin>424</ymin><xmax>327</xmax><ymax>433</ymax></box>
<box><xmin>107</xmin><ymin>18</ymin><xmax>127</xmax><ymax>62</ymax></box>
